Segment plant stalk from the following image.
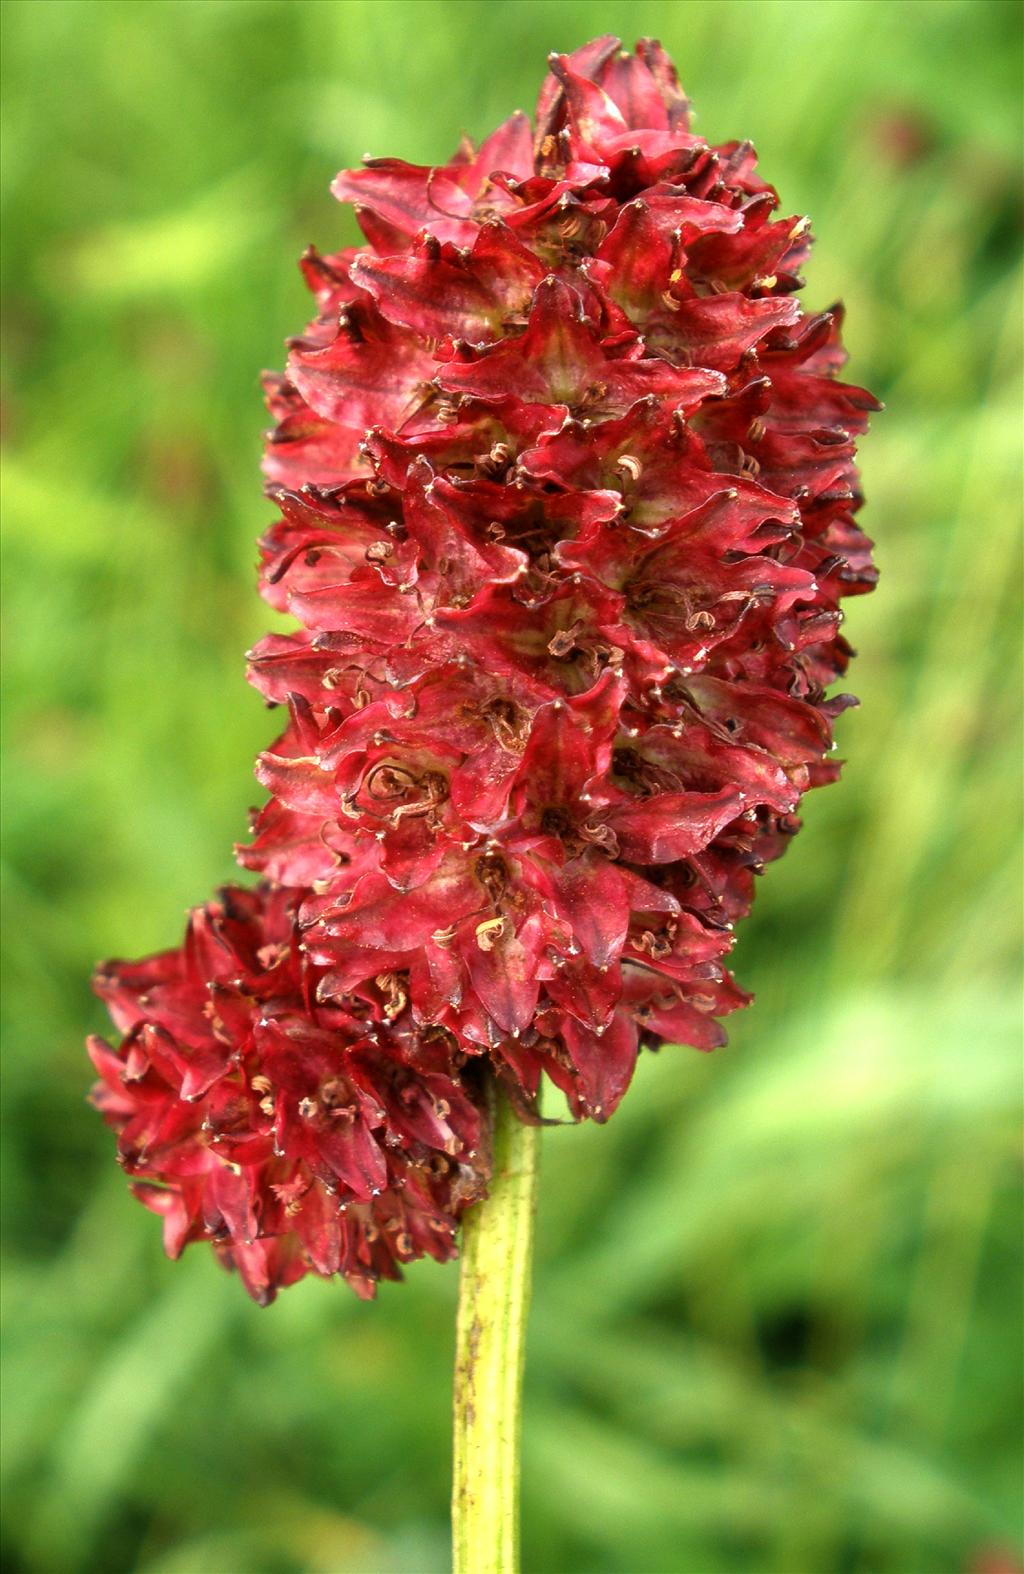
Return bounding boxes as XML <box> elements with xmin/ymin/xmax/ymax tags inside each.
<box><xmin>452</xmin><ymin>1076</ymin><xmax>540</xmax><ymax>1574</ymax></box>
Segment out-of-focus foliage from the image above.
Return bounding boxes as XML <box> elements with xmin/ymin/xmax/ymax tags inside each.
<box><xmin>1</xmin><ymin>2</ymin><xmax>1020</xmax><ymax>1570</ymax></box>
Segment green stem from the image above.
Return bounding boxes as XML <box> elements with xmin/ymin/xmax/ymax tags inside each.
<box><xmin>452</xmin><ymin>1076</ymin><xmax>540</xmax><ymax>1574</ymax></box>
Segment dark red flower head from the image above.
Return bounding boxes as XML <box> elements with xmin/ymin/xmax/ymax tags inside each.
<box><xmin>246</xmin><ymin>35</ymin><xmax>878</xmax><ymax>1120</ymax></box>
<box><xmin>91</xmin><ymin>36</ymin><xmax>877</xmax><ymax>1300</ymax></box>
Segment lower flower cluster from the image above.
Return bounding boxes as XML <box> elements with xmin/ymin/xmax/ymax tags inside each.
<box><xmin>89</xmin><ymin>885</ymin><xmax>487</xmax><ymax>1302</ymax></box>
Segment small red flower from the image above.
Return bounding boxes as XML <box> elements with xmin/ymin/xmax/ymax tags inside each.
<box><xmin>90</xmin><ymin>885</ymin><xmax>486</xmax><ymax>1303</ymax></box>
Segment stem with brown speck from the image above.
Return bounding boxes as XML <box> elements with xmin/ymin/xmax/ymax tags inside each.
<box><xmin>452</xmin><ymin>1075</ymin><xmax>539</xmax><ymax>1574</ymax></box>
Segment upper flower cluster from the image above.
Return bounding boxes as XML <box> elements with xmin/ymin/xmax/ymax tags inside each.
<box><xmin>91</xmin><ymin>36</ymin><xmax>877</xmax><ymax>1302</ymax></box>
<box><xmin>247</xmin><ymin>36</ymin><xmax>878</xmax><ymax>1118</ymax></box>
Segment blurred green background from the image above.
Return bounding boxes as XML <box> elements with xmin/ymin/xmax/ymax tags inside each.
<box><xmin>2</xmin><ymin>1</ymin><xmax>1021</xmax><ymax>1571</ymax></box>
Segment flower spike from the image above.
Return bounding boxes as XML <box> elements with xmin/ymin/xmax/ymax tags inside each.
<box><xmin>91</xmin><ymin>37</ymin><xmax>877</xmax><ymax>1301</ymax></box>
<box><xmin>246</xmin><ymin>36</ymin><xmax>878</xmax><ymax>1124</ymax></box>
